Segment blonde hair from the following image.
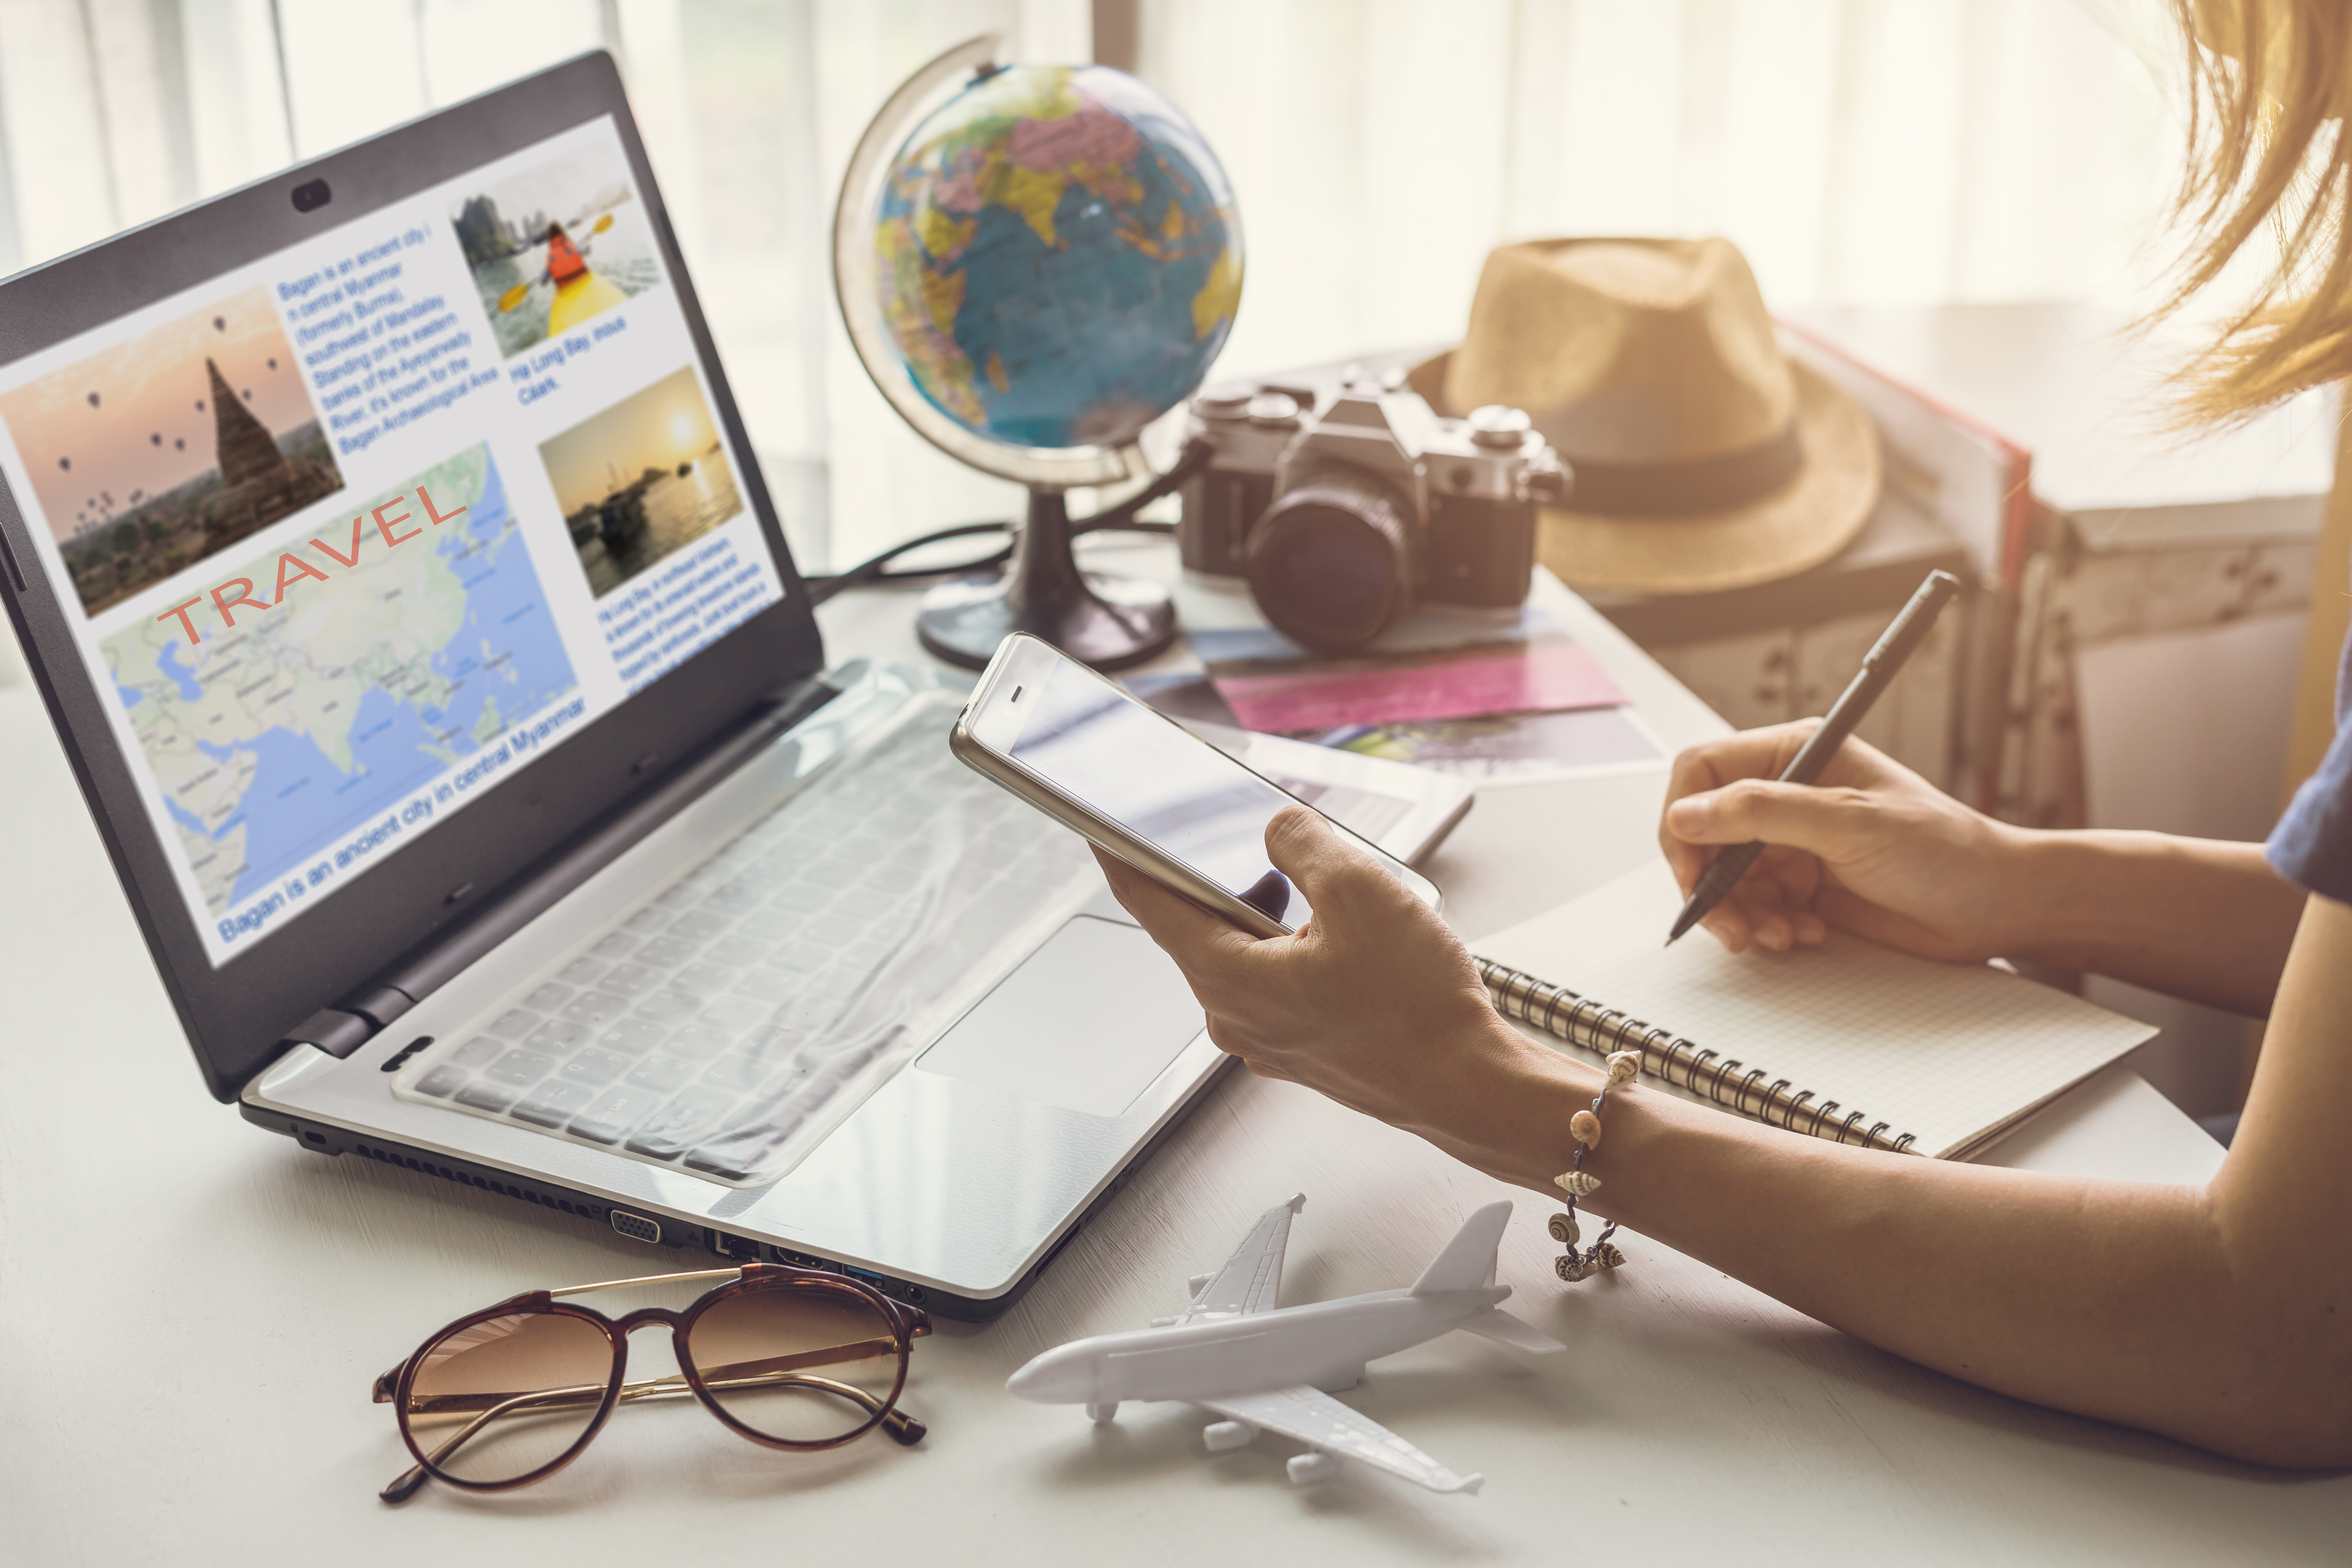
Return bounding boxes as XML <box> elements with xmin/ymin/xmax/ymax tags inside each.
<box><xmin>2164</xmin><ymin>0</ymin><xmax>2352</xmax><ymax>422</ymax></box>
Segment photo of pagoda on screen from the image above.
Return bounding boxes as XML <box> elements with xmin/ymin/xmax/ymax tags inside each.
<box><xmin>0</xmin><ymin>287</ymin><xmax>342</xmax><ymax>617</ymax></box>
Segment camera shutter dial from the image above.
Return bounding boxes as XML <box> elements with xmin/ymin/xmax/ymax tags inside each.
<box><xmin>1466</xmin><ymin>404</ymin><xmax>1533</xmax><ymax>449</ymax></box>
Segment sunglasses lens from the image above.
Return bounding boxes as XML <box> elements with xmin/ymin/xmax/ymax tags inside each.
<box><xmin>689</xmin><ymin>1283</ymin><xmax>904</xmax><ymax>1444</ymax></box>
<box><xmin>403</xmin><ymin>1311</ymin><xmax>613</xmax><ymax>1485</ymax></box>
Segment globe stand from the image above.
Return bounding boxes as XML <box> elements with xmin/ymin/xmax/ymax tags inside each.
<box><xmin>915</xmin><ymin>487</ymin><xmax>1176</xmax><ymax>671</ymax></box>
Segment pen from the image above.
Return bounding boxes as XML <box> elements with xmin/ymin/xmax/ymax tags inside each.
<box><xmin>1665</xmin><ymin>568</ymin><xmax>1962</xmax><ymax>947</ymax></box>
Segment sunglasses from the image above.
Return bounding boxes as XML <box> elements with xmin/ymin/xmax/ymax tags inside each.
<box><xmin>373</xmin><ymin>1263</ymin><xmax>931</xmax><ymax>1503</ymax></box>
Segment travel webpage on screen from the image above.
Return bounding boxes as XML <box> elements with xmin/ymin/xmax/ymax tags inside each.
<box><xmin>0</xmin><ymin>116</ymin><xmax>784</xmax><ymax>965</ymax></box>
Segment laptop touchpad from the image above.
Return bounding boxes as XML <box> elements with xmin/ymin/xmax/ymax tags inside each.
<box><xmin>915</xmin><ymin>915</ymin><xmax>1204</xmax><ymax>1116</ymax></box>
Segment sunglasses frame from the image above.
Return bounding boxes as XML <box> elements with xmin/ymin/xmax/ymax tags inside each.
<box><xmin>373</xmin><ymin>1262</ymin><xmax>932</xmax><ymax>1503</ymax></box>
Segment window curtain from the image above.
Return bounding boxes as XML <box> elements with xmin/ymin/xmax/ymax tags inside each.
<box><xmin>0</xmin><ymin>0</ymin><xmax>2193</xmax><ymax>582</ymax></box>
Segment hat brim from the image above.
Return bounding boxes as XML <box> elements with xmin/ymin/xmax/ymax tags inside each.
<box><xmin>1409</xmin><ymin>352</ymin><xmax>1881</xmax><ymax>597</ymax></box>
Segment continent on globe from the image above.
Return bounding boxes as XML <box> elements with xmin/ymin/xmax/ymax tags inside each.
<box><xmin>873</xmin><ymin>63</ymin><xmax>1242</xmax><ymax>450</ymax></box>
<box><xmin>103</xmin><ymin>444</ymin><xmax>576</xmax><ymax>918</ymax></box>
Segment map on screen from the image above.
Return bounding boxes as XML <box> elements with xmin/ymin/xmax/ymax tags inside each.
<box><xmin>101</xmin><ymin>446</ymin><xmax>576</xmax><ymax>928</ymax></box>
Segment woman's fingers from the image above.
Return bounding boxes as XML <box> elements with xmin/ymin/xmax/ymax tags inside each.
<box><xmin>1688</xmin><ymin>848</ymin><xmax>1831</xmax><ymax>955</ymax></box>
<box><xmin>1100</xmin><ymin>809</ymin><xmax>1508</xmax><ymax>1124</ymax></box>
<box><xmin>1666</xmin><ymin>778</ymin><xmax>1883</xmax><ymax>864</ymax></box>
<box><xmin>1263</xmin><ymin>804</ymin><xmax>1396</xmax><ymax>927</ymax></box>
<box><xmin>1661</xmin><ymin>725</ymin><xmax>1819</xmax><ymax>887</ymax></box>
<box><xmin>1663</xmin><ymin>722</ymin><xmax>1818</xmax><ymax>801</ymax></box>
<box><xmin>1698</xmin><ymin>901</ymin><xmax>1755</xmax><ymax>953</ymax></box>
<box><xmin>1698</xmin><ymin>897</ymin><xmax>1824</xmax><ymax>955</ymax></box>
<box><xmin>1091</xmin><ymin>848</ymin><xmax>1258</xmax><ymax>978</ymax></box>
<box><xmin>1747</xmin><ymin>904</ymin><xmax>1827</xmax><ymax>952</ymax></box>
<box><xmin>1659</xmin><ymin>724</ymin><xmax>1906</xmax><ymax>878</ymax></box>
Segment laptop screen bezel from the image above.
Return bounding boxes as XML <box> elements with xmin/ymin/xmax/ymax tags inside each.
<box><xmin>0</xmin><ymin>51</ymin><xmax>827</xmax><ymax>1102</ymax></box>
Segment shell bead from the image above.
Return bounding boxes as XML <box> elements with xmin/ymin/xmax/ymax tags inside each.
<box><xmin>1553</xmin><ymin>1170</ymin><xmax>1601</xmax><ymax>1197</ymax></box>
<box><xmin>1606</xmin><ymin>1051</ymin><xmax>1641</xmax><ymax>1086</ymax></box>
<box><xmin>1570</xmin><ymin>1110</ymin><xmax>1603</xmax><ymax>1149</ymax></box>
<box><xmin>1597</xmin><ymin>1242</ymin><xmax>1626</xmax><ymax>1270</ymax></box>
<box><xmin>1548</xmin><ymin>1212</ymin><xmax>1579</xmax><ymax>1245</ymax></box>
<box><xmin>1555</xmin><ymin>1255</ymin><xmax>1598</xmax><ymax>1283</ymax></box>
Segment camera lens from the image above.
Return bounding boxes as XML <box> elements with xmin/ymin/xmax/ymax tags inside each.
<box><xmin>1245</xmin><ymin>476</ymin><xmax>1414</xmax><ymax>653</ymax></box>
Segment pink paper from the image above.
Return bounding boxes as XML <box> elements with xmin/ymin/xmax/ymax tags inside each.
<box><xmin>1212</xmin><ymin>642</ymin><xmax>1626</xmax><ymax>732</ymax></box>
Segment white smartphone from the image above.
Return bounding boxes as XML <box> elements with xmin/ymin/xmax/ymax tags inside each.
<box><xmin>950</xmin><ymin>633</ymin><xmax>1443</xmax><ymax>938</ymax></box>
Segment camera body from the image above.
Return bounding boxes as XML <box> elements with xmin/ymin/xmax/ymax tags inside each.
<box><xmin>1178</xmin><ymin>377</ymin><xmax>1568</xmax><ymax>653</ymax></box>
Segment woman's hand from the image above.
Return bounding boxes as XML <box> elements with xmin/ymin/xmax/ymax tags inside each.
<box><xmin>1659</xmin><ymin>721</ymin><xmax>2030</xmax><ymax>960</ymax></box>
<box><xmin>1090</xmin><ymin>808</ymin><xmax>1555</xmax><ymax>1157</ymax></box>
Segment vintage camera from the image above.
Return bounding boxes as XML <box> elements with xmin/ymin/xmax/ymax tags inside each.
<box><xmin>1178</xmin><ymin>378</ymin><xmax>1569</xmax><ymax>653</ymax></box>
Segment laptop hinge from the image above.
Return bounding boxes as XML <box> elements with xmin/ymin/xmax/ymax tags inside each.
<box><xmin>347</xmin><ymin>987</ymin><xmax>417</xmax><ymax>1031</ymax></box>
<box><xmin>345</xmin><ymin>672</ymin><xmax>846</xmax><ymax>1021</ymax></box>
<box><xmin>285</xmin><ymin>1008</ymin><xmax>374</xmax><ymax>1060</ymax></box>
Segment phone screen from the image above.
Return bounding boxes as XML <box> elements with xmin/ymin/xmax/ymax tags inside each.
<box><xmin>1007</xmin><ymin>658</ymin><xmax>1315</xmax><ymax>928</ymax></box>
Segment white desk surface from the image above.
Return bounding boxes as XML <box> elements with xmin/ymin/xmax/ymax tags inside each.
<box><xmin>3</xmin><ymin>549</ymin><xmax>2344</xmax><ymax>1564</ymax></box>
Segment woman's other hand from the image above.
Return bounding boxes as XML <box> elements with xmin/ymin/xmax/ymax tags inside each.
<box><xmin>1089</xmin><ymin>808</ymin><xmax>1546</xmax><ymax>1147</ymax></box>
<box><xmin>1659</xmin><ymin>721</ymin><xmax>2029</xmax><ymax>960</ymax></box>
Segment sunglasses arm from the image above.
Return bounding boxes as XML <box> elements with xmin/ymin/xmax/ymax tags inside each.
<box><xmin>379</xmin><ymin>1462</ymin><xmax>434</xmax><ymax>1506</ymax></box>
<box><xmin>378</xmin><ymin>1379</ymin><xmax>614</xmax><ymax>1504</ymax></box>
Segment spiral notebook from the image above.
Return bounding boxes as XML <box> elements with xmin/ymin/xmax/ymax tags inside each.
<box><xmin>1473</xmin><ymin>862</ymin><xmax>2159</xmax><ymax>1160</ymax></box>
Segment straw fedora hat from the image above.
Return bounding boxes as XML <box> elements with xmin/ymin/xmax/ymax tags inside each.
<box><xmin>1405</xmin><ymin>237</ymin><xmax>1878</xmax><ymax>595</ymax></box>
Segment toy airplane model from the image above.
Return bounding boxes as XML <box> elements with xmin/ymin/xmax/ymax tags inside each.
<box><xmin>1005</xmin><ymin>1194</ymin><xmax>1563</xmax><ymax>1494</ymax></box>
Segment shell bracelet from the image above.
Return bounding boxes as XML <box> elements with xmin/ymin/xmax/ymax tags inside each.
<box><xmin>1550</xmin><ymin>1049</ymin><xmax>1639</xmax><ymax>1283</ymax></box>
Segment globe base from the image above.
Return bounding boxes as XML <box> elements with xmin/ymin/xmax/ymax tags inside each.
<box><xmin>914</xmin><ymin>488</ymin><xmax>1178</xmax><ymax>671</ymax></box>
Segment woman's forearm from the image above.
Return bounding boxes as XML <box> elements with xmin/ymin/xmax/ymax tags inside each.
<box><xmin>1419</xmin><ymin>1005</ymin><xmax>2350</xmax><ymax>1467</ymax></box>
<box><xmin>2001</xmin><ymin>831</ymin><xmax>2304</xmax><ymax>1014</ymax></box>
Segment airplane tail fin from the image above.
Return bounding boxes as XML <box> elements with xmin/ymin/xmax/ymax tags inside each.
<box><xmin>1408</xmin><ymin>1201</ymin><xmax>1513</xmax><ymax>1296</ymax></box>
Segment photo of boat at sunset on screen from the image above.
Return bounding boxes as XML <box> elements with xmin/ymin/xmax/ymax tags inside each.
<box><xmin>452</xmin><ymin>145</ymin><xmax>662</xmax><ymax>358</ymax></box>
<box><xmin>1</xmin><ymin>287</ymin><xmax>342</xmax><ymax>616</ymax></box>
<box><xmin>541</xmin><ymin>365</ymin><xmax>742</xmax><ymax>597</ymax></box>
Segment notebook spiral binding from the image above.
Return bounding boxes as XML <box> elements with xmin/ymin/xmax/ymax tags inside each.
<box><xmin>1473</xmin><ymin>956</ymin><xmax>1921</xmax><ymax>1156</ymax></box>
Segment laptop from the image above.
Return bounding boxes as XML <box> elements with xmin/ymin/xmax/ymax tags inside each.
<box><xmin>0</xmin><ymin>53</ymin><xmax>1468</xmax><ymax>1318</ymax></box>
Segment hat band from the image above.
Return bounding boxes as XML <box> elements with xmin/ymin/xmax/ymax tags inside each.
<box><xmin>1561</xmin><ymin>423</ymin><xmax>1802</xmax><ymax>518</ymax></box>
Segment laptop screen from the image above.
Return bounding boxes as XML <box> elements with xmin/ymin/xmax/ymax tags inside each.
<box><xmin>0</xmin><ymin>54</ymin><xmax>826</xmax><ymax>1098</ymax></box>
<box><xmin>0</xmin><ymin>112</ymin><xmax>786</xmax><ymax>968</ymax></box>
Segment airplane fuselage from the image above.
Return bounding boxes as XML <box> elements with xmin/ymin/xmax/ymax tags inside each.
<box><xmin>1007</xmin><ymin>1285</ymin><xmax>1512</xmax><ymax>1406</ymax></box>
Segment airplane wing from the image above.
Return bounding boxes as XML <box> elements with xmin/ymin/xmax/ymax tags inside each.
<box><xmin>1452</xmin><ymin>1306</ymin><xmax>1566</xmax><ymax>1355</ymax></box>
<box><xmin>1182</xmin><ymin>1193</ymin><xmax>1303</xmax><ymax>1323</ymax></box>
<box><xmin>1197</xmin><ymin>1385</ymin><xmax>1483</xmax><ymax>1495</ymax></box>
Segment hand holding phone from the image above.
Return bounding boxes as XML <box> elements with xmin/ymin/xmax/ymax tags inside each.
<box><xmin>950</xmin><ymin>634</ymin><xmax>1442</xmax><ymax>936</ymax></box>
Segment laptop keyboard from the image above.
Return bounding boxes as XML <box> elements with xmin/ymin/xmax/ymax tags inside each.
<box><xmin>391</xmin><ymin>696</ymin><xmax>1098</xmax><ymax>1185</ymax></box>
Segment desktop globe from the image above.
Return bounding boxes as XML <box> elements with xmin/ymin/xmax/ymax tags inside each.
<box><xmin>833</xmin><ymin>36</ymin><xmax>1243</xmax><ymax>669</ymax></box>
<box><xmin>871</xmin><ymin>64</ymin><xmax>1240</xmax><ymax>451</ymax></box>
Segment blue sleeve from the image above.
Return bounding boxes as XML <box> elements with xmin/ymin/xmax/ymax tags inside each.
<box><xmin>2266</xmin><ymin>615</ymin><xmax>2352</xmax><ymax>905</ymax></box>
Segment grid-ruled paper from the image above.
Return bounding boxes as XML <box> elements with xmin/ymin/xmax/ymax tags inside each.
<box><xmin>1474</xmin><ymin>862</ymin><xmax>2158</xmax><ymax>1158</ymax></box>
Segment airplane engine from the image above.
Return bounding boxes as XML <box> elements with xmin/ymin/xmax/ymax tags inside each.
<box><xmin>1202</xmin><ymin>1420</ymin><xmax>1257</xmax><ymax>1452</ymax></box>
<box><xmin>1286</xmin><ymin>1452</ymin><xmax>1341</xmax><ymax>1485</ymax></box>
